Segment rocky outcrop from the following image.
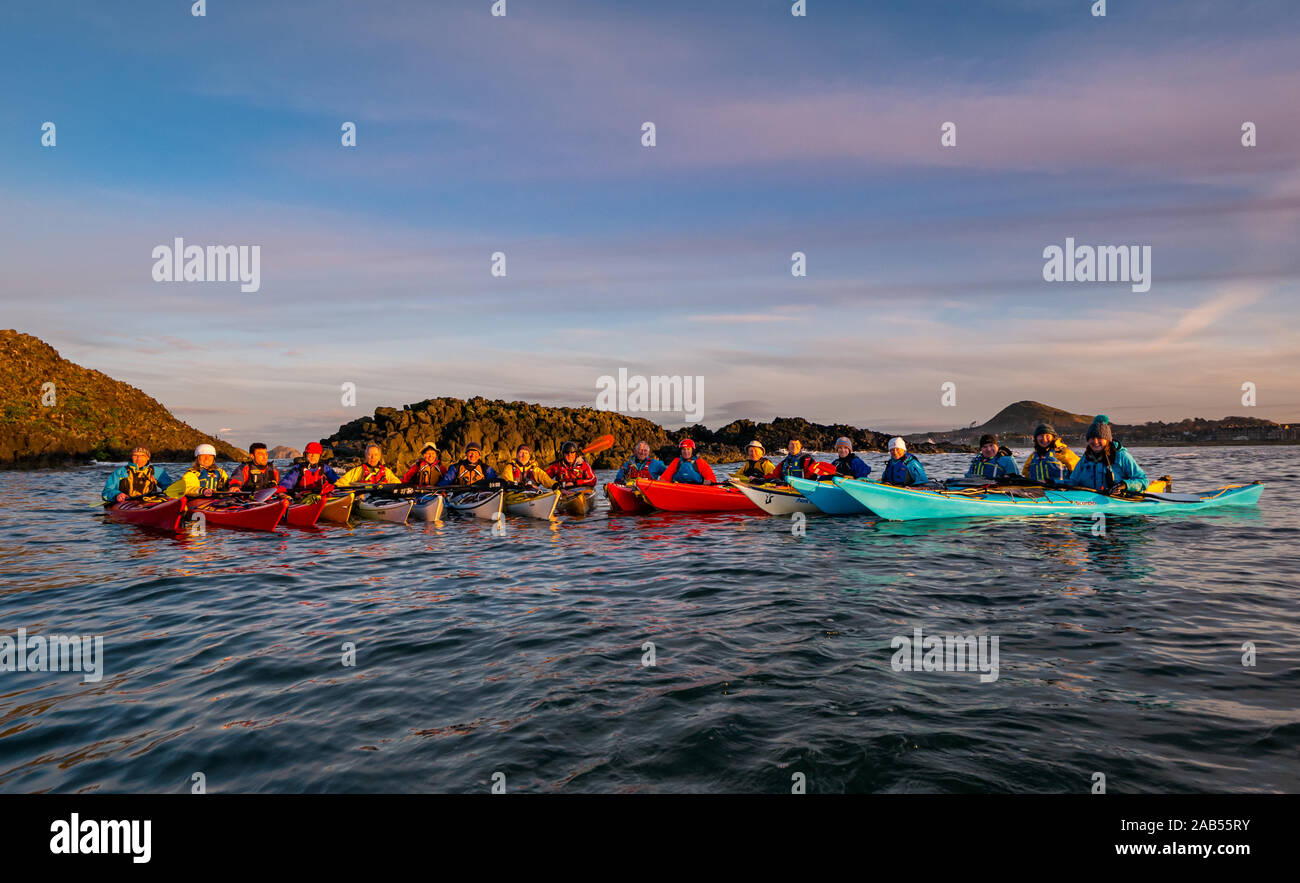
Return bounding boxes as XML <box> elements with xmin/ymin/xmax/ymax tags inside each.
<box><xmin>319</xmin><ymin>397</ymin><xmax>970</xmax><ymax>471</ymax></box>
<box><xmin>0</xmin><ymin>330</ymin><xmax>247</xmax><ymax>468</ymax></box>
<box><xmin>269</xmin><ymin>446</ymin><xmax>301</xmax><ymax>460</ymax></box>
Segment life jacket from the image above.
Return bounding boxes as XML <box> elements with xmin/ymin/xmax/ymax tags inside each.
<box><xmin>882</xmin><ymin>453</ymin><xmax>919</xmax><ymax>486</ymax></box>
<box><xmin>294</xmin><ymin>464</ymin><xmax>331</xmax><ymax>490</ymax></box>
<box><xmin>187</xmin><ymin>467</ymin><xmax>226</xmax><ymax>492</ymax></box>
<box><xmin>410</xmin><ymin>461</ymin><xmax>444</xmax><ymax>487</ymax></box>
<box><xmin>549</xmin><ymin>459</ymin><xmax>591</xmax><ymax>484</ymax></box>
<box><xmin>119</xmin><ymin>465</ymin><xmax>159</xmax><ymax>497</ymax></box>
<box><xmin>359</xmin><ymin>463</ymin><xmax>392</xmax><ymax>484</ymax></box>
<box><xmin>451</xmin><ymin>459</ymin><xmax>487</xmax><ymax>485</ymax></box>
<box><xmin>234</xmin><ymin>463</ymin><xmax>280</xmax><ymax>491</ymax></box>
<box><xmin>780</xmin><ymin>452</ymin><xmax>812</xmax><ymax>479</ymax></box>
<box><xmin>832</xmin><ymin>454</ymin><xmax>865</xmax><ymax>476</ymax></box>
<box><xmin>737</xmin><ymin>457</ymin><xmax>774</xmax><ymax>479</ymax></box>
<box><xmin>502</xmin><ymin>460</ymin><xmax>541</xmax><ymax>485</ymax></box>
<box><xmin>620</xmin><ymin>458</ymin><xmax>657</xmax><ymax>481</ymax></box>
<box><xmin>670</xmin><ymin>455</ymin><xmax>705</xmax><ymax>484</ymax></box>
<box><xmin>1023</xmin><ymin>446</ymin><xmax>1069</xmax><ymax>483</ymax></box>
<box><xmin>1078</xmin><ymin>442</ymin><xmax>1121</xmax><ymax>489</ymax></box>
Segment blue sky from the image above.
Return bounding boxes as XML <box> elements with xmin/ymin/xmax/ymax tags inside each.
<box><xmin>2</xmin><ymin>0</ymin><xmax>1298</xmax><ymax>448</ymax></box>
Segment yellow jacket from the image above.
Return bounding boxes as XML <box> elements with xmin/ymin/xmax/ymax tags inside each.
<box><xmin>181</xmin><ymin>466</ymin><xmax>229</xmax><ymax>495</ymax></box>
<box><xmin>499</xmin><ymin>461</ymin><xmax>556</xmax><ymax>488</ymax></box>
<box><xmin>730</xmin><ymin>458</ymin><xmax>776</xmax><ymax>483</ymax></box>
<box><xmin>337</xmin><ymin>464</ymin><xmax>401</xmax><ymax>486</ymax></box>
<box><xmin>1021</xmin><ymin>438</ymin><xmax>1079</xmax><ymax>482</ymax></box>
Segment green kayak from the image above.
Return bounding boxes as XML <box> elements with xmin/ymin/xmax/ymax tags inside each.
<box><xmin>832</xmin><ymin>478</ymin><xmax>1264</xmax><ymax>522</ymax></box>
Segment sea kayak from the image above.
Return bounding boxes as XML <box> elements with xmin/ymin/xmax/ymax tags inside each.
<box><xmin>410</xmin><ymin>492</ymin><xmax>446</xmax><ymax>521</ymax></box>
<box><xmin>105</xmin><ymin>497</ymin><xmax>186</xmax><ymax>531</ymax></box>
<box><xmin>320</xmin><ymin>492</ymin><xmax>354</xmax><ymax>523</ymax></box>
<box><xmin>604</xmin><ymin>481</ymin><xmax>651</xmax><ymax>514</ymax></box>
<box><xmin>505</xmin><ymin>488</ymin><xmax>560</xmax><ymax>520</ymax></box>
<box><xmin>355</xmin><ymin>495</ymin><xmax>413</xmax><ymax>523</ymax></box>
<box><xmin>285</xmin><ymin>494</ymin><xmax>328</xmax><ymax>528</ymax></box>
<box><xmin>445</xmin><ymin>488</ymin><xmax>504</xmax><ymax>520</ymax></box>
<box><xmin>834</xmin><ymin>477</ymin><xmax>1265</xmax><ymax>522</ymax></box>
<box><xmin>556</xmin><ymin>486</ymin><xmax>597</xmax><ymax>516</ymax></box>
<box><xmin>729</xmin><ymin>480</ymin><xmax>820</xmax><ymax>515</ymax></box>
<box><xmin>785</xmin><ymin>476</ymin><xmax>873</xmax><ymax>515</ymax></box>
<box><xmin>635</xmin><ymin>479</ymin><xmax>761</xmax><ymax>513</ymax></box>
<box><xmin>188</xmin><ymin>497</ymin><xmax>289</xmax><ymax>532</ymax></box>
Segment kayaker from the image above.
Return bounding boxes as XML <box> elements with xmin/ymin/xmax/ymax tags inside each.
<box><xmin>546</xmin><ymin>441</ymin><xmax>597</xmax><ymax>489</ymax></box>
<box><xmin>402</xmin><ymin>442</ymin><xmax>446</xmax><ymax>487</ymax></box>
<box><xmin>613</xmin><ymin>441</ymin><xmax>666</xmax><ymax>483</ymax></box>
<box><xmin>1021</xmin><ymin>423</ymin><xmax>1079</xmax><ymax>485</ymax></box>
<box><xmin>439</xmin><ymin>442</ymin><xmax>500</xmax><ymax>486</ymax></box>
<box><xmin>102</xmin><ymin>446</ymin><xmax>174</xmax><ymax>502</ymax></box>
<box><xmin>965</xmin><ymin>434</ymin><xmax>1019</xmax><ymax>480</ymax></box>
<box><xmin>660</xmin><ymin>438</ymin><xmax>718</xmax><ymax>484</ymax></box>
<box><xmin>1068</xmin><ymin>416</ymin><xmax>1148</xmax><ymax>495</ymax></box>
<box><xmin>880</xmin><ymin>438</ymin><xmax>928</xmax><ymax>486</ymax></box>
<box><xmin>774</xmin><ymin>439</ymin><xmax>815</xmax><ymax>481</ymax></box>
<box><xmin>830</xmin><ymin>437</ymin><xmax>871</xmax><ymax>479</ymax></box>
<box><xmin>278</xmin><ymin>442</ymin><xmax>341</xmax><ymax>492</ymax></box>
<box><xmin>500</xmin><ymin>445</ymin><xmax>555</xmax><ymax>488</ymax></box>
<box><xmin>180</xmin><ymin>443</ymin><xmax>230</xmax><ymax>496</ymax></box>
<box><xmin>731</xmin><ymin>440</ymin><xmax>776</xmax><ymax>483</ymax></box>
<box><xmin>338</xmin><ymin>443</ymin><xmax>402</xmax><ymax>487</ymax></box>
<box><xmin>228</xmin><ymin>443</ymin><xmax>281</xmax><ymax>492</ymax></box>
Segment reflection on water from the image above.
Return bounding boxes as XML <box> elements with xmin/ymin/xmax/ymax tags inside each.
<box><xmin>0</xmin><ymin>449</ymin><xmax>1297</xmax><ymax>793</ymax></box>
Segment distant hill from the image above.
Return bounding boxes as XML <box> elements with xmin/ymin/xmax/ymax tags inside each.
<box><xmin>914</xmin><ymin>400</ymin><xmax>1298</xmax><ymax>446</ymax></box>
<box><xmin>0</xmin><ymin>330</ymin><xmax>247</xmax><ymax>468</ymax></box>
<box><xmin>269</xmin><ymin>445</ymin><xmax>301</xmax><ymax>460</ymax></box>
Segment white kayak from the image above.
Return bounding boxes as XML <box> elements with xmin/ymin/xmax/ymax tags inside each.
<box><xmin>505</xmin><ymin>488</ymin><xmax>560</xmax><ymax>520</ymax></box>
<box><xmin>410</xmin><ymin>492</ymin><xmax>446</xmax><ymax>521</ymax></box>
<box><xmin>729</xmin><ymin>480</ymin><xmax>820</xmax><ymax>515</ymax></box>
<box><xmin>354</xmin><ymin>495</ymin><xmax>413</xmax><ymax>523</ymax></box>
<box><xmin>445</xmin><ymin>488</ymin><xmax>504</xmax><ymax>520</ymax></box>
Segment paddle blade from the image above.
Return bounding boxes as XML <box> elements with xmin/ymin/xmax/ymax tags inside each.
<box><xmin>164</xmin><ymin>479</ymin><xmax>187</xmax><ymax>498</ymax></box>
<box><xmin>582</xmin><ymin>434</ymin><xmax>615</xmax><ymax>455</ymax></box>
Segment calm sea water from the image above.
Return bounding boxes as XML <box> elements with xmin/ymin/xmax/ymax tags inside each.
<box><xmin>1</xmin><ymin>447</ymin><xmax>1297</xmax><ymax>793</ymax></box>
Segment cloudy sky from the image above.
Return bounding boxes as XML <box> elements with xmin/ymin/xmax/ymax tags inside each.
<box><xmin>2</xmin><ymin>0</ymin><xmax>1297</xmax><ymax>448</ymax></box>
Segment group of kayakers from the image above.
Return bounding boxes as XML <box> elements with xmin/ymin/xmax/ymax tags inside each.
<box><xmin>102</xmin><ymin>414</ymin><xmax>1151</xmax><ymax>503</ymax></box>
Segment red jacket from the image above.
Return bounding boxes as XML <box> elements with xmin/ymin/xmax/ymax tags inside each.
<box><xmin>546</xmin><ymin>459</ymin><xmax>596</xmax><ymax>488</ymax></box>
<box><xmin>660</xmin><ymin>456</ymin><xmax>717</xmax><ymax>483</ymax></box>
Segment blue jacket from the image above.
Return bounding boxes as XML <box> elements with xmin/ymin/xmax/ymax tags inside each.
<box><xmin>278</xmin><ymin>463</ymin><xmax>341</xmax><ymax>491</ymax></box>
<box><xmin>881</xmin><ymin>453</ymin><xmax>928</xmax><ymax>486</ymax></box>
<box><xmin>1068</xmin><ymin>444</ymin><xmax>1148</xmax><ymax>494</ymax></box>
<box><xmin>966</xmin><ymin>453</ymin><xmax>1019</xmax><ymax>480</ymax></box>
<box><xmin>614</xmin><ymin>457</ymin><xmax>666</xmax><ymax>483</ymax></box>
<box><xmin>102</xmin><ymin>464</ymin><xmax>173</xmax><ymax>501</ymax></box>
<box><xmin>832</xmin><ymin>454</ymin><xmax>871</xmax><ymax>479</ymax></box>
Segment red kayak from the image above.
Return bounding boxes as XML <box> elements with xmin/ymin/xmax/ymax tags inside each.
<box><xmin>635</xmin><ymin>479</ymin><xmax>762</xmax><ymax>513</ymax></box>
<box><xmin>284</xmin><ymin>495</ymin><xmax>328</xmax><ymax>528</ymax></box>
<box><xmin>605</xmin><ymin>481</ymin><xmax>652</xmax><ymax>514</ymax></box>
<box><xmin>105</xmin><ymin>497</ymin><xmax>187</xmax><ymax>531</ymax></box>
<box><xmin>188</xmin><ymin>497</ymin><xmax>289</xmax><ymax>532</ymax></box>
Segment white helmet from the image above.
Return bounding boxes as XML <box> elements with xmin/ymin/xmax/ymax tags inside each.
<box><xmin>194</xmin><ymin>443</ymin><xmax>217</xmax><ymax>457</ymax></box>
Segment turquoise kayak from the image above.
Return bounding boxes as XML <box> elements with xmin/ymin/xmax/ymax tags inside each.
<box><xmin>832</xmin><ymin>477</ymin><xmax>1264</xmax><ymax>522</ymax></box>
<box><xmin>786</xmin><ymin>476</ymin><xmax>873</xmax><ymax>515</ymax></box>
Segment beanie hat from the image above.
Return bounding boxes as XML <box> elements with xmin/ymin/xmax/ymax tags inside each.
<box><xmin>465</xmin><ymin>441</ymin><xmax>482</xmax><ymax>453</ymax></box>
<box><xmin>1034</xmin><ymin>423</ymin><xmax>1055</xmax><ymax>437</ymax></box>
<box><xmin>131</xmin><ymin>445</ymin><xmax>150</xmax><ymax>458</ymax></box>
<box><xmin>1087</xmin><ymin>415</ymin><xmax>1113</xmax><ymax>442</ymax></box>
<box><xmin>979</xmin><ymin>434</ymin><xmax>998</xmax><ymax>447</ymax></box>
<box><xmin>888</xmin><ymin>437</ymin><xmax>906</xmax><ymax>451</ymax></box>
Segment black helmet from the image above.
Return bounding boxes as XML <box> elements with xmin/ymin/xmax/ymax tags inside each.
<box><xmin>561</xmin><ymin>441</ymin><xmax>579</xmax><ymax>455</ymax></box>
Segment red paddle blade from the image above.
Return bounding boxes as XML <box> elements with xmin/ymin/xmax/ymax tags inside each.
<box><xmin>582</xmin><ymin>434</ymin><xmax>615</xmax><ymax>455</ymax></box>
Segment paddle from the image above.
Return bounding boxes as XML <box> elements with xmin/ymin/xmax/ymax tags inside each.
<box><xmin>993</xmin><ymin>474</ymin><xmax>1203</xmax><ymax>503</ymax></box>
<box><xmin>582</xmin><ymin>434</ymin><xmax>615</xmax><ymax>455</ymax></box>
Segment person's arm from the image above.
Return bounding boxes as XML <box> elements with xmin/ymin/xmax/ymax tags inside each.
<box><xmin>577</xmin><ymin>462</ymin><xmax>596</xmax><ymax>487</ymax></box>
<box><xmin>483</xmin><ymin>466</ymin><xmax>499</xmax><ymax>481</ymax></box>
<box><xmin>1056</xmin><ymin>441</ymin><xmax>1080</xmax><ymax>471</ymax></box>
<box><xmin>697</xmin><ymin>459</ymin><xmax>718</xmax><ymax>483</ymax></box>
<box><xmin>1003</xmin><ymin>456</ymin><xmax>1020</xmax><ymax>476</ymax></box>
<box><xmin>964</xmin><ymin>456</ymin><xmax>978</xmax><ymax>477</ymax></box>
<box><xmin>227</xmin><ymin>466</ymin><xmax>245</xmax><ymax>489</ymax></box>
<box><xmin>436</xmin><ymin>467</ymin><xmax>455</xmax><ymax>487</ymax></box>
<box><xmin>401</xmin><ymin>463</ymin><xmax>420</xmax><ymax>484</ymax></box>
<box><xmin>1116</xmin><ymin>450</ymin><xmax>1149</xmax><ymax>493</ymax></box>
<box><xmin>534</xmin><ymin>467</ymin><xmax>556</xmax><ymax>489</ymax></box>
<box><xmin>153</xmin><ymin>467</ymin><xmax>174</xmax><ymax>490</ymax></box>
<box><xmin>660</xmin><ymin>458</ymin><xmax>679</xmax><ymax>482</ymax></box>
<box><xmin>853</xmin><ymin>459</ymin><xmax>871</xmax><ymax>479</ymax></box>
<box><xmin>384</xmin><ymin>467</ymin><xmax>402</xmax><ymax>484</ymax></box>
<box><xmin>277</xmin><ymin>467</ymin><xmax>298</xmax><ymax>491</ymax></box>
<box><xmin>102</xmin><ymin>467</ymin><xmax>126</xmax><ymax>502</ymax></box>
<box><xmin>649</xmin><ymin>459</ymin><xmax>667</xmax><ymax>479</ymax></box>
<box><xmin>908</xmin><ymin>458</ymin><xmax>928</xmax><ymax>484</ymax></box>
<box><xmin>1066</xmin><ymin>460</ymin><xmax>1089</xmax><ymax>489</ymax></box>
<box><xmin>336</xmin><ymin>466</ymin><xmax>361</xmax><ymax>487</ymax></box>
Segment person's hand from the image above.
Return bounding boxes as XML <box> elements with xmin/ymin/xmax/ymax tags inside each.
<box><xmin>1108</xmin><ymin>483</ymin><xmax>1125</xmax><ymax>495</ymax></box>
<box><xmin>115</xmin><ymin>493</ymin><xmax>127</xmax><ymax>502</ymax></box>
<box><xmin>203</xmin><ymin>488</ymin><xmax>213</xmax><ymax>497</ymax></box>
